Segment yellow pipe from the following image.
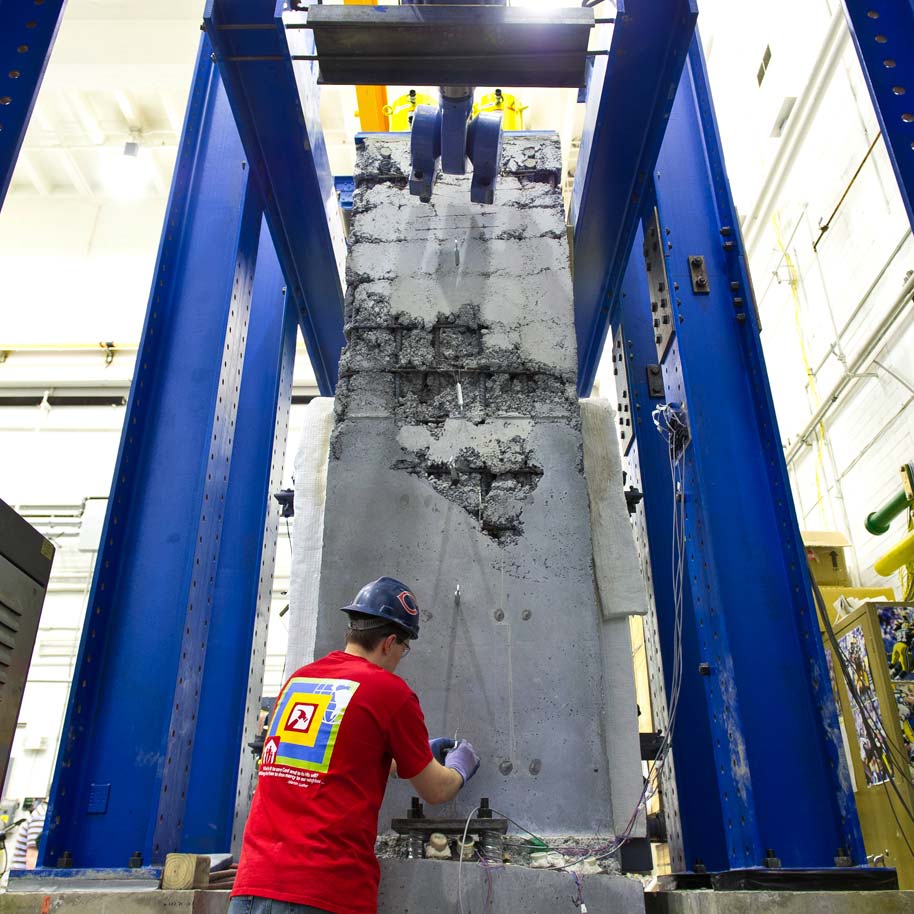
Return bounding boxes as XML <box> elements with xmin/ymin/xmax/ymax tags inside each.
<box><xmin>875</xmin><ymin>527</ymin><xmax>914</xmax><ymax>577</ymax></box>
<box><xmin>345</xmin><ymin>0</ymin><xmax>389</xmax><ymax>132</ymax></box>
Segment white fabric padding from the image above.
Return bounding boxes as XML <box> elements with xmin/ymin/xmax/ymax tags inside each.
<box><xmin>283</xmin><ymin>397</ymin><xmax>335</xmax><ymax>679</ymax></box>
<box><xmin>580</xmin><ymin>397</ymin><xmax>648</xmax><ymax>619</ymax></box>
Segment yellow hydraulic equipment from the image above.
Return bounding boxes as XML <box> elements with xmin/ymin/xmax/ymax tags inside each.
<box><xmin>345</xmin><ymin>0</ymin><xmax>389</xmax><ymax>132</ymax></box>
<box><xmin>876</xmin><ymin>528</ymin><xmax>914</xmax><ymax>577</ymax></box>
<box><xmin>473</xmin><ymin>90</ymin><xmax>527</xmax><ymax>130</ymax></box>
<box><xmin>867</xmin><ymin>462</ymin><xmax>914</xmax><ymax>598</ymax></box>
<box><xmin>384</xmin><ymin>91</ymin><xmax>435</xmax><ymax>131</ymax></box>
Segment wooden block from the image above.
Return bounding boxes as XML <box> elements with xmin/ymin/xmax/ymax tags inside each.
<box><xmin>161</xmin><ymin>853</ymin><xmax>211</xmax><ymax>890</ymax></box>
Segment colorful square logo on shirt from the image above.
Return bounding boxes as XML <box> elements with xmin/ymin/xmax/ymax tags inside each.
<box><xmin>265</xmin><ymin>677</ymin><xmax>360</xmax><ymax>773</ymax></box>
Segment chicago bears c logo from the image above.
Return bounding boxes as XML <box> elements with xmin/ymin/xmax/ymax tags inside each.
<box><xmin>397</xmin><ymin>591</ymin><xmax>419</xmax><ymax>615</ymax></box>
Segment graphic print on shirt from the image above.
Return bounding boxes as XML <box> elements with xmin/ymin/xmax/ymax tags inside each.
<box><xmin>260</xmin><ymin>677</ymin><xmax>360</xmax><ymax>787</ymax></box>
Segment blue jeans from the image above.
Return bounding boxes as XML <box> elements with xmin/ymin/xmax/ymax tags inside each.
<box><xmin>228</xmin><ymin>898</ymin><xmax>333</xmax><ymax>914</ymax></box>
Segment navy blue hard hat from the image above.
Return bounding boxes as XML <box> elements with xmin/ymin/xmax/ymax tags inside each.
<box><xmin>341</xmin><ymin>576</ymin><xmax>420</xmax><ymax>640</ymax></box>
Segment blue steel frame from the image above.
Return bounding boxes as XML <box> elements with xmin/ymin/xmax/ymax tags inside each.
<box><xmin>41</xmin><ymin>36</ymin><xmax>296</xmax><ymax>866</ymax></box>
<box><xmin>842</xmin><ymin>0</ymin><xmax>914</xmax><ymax>230</ymax></box>
<box><xmin>610</xmin><ymin>35</ymin><xmax>864</xmax><ymax>868</ymax></box>
<box><xmin>28</xmin><ymin>0</ymin><xmax>895</xmax><ymax>874</ymax></box>
<box><xmin>0</xmin><ymin>0</ymin><xmax>67</xmax><ymax>208</ymax></box>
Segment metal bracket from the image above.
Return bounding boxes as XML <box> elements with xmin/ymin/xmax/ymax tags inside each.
<box><xmin>610</xmin><ymin>326</ymin><xmax>634</xmax><ymax>455</ymax></box>
<box><xmin>642</xmin><ymin>208</ymin><xmax>675</xmax><ymax>361</ymax></box>
<box><xmin>688</xmin><ymin>254</ymin><xmax>710</xmax><ymax>294</ymax></box>
<box><xmin>646</xmin><ymin>364</ymin><xmax>664</xmax><ymax>399</ymax></box>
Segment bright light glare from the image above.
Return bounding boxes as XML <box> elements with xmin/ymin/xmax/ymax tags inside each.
<box><xmin>102</xmin><ymin>143</ymin><xmax>148</xmax><ymax>201</ymax></box>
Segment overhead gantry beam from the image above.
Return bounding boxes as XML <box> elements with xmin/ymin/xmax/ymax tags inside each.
<box><xmin>570</xmin><ymin>0</ymin><xmax>697</xmax><ymax>396</ymax></box>
<box><xmin>204</xmin><ymin>0</ymin><xmax>347</xmax><ymax>395</ymax></box>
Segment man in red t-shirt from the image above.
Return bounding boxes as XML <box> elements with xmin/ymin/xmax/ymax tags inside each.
<box><xmin>230</xmin><ymin>577</ymin><xmax>481</xmax><ymax>914</ymax></box>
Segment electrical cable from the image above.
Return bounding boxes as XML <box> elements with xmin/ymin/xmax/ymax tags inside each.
<box><xmin>530</xmin><ymin>405</ymin><xmax>691</xmax><ymax>872</ymax></box>
<box><xmin>474</xmin><ymin>406</ymin><xmax>690</xmax><ymax>875</ymax></box>
<box><xmin>457</xmin><ymin>806</ymin><xmax>480</xmax><ymax>914</ymax></box>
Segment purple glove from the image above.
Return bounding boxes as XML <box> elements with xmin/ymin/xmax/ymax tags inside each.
<box><xmin>429</xmin><ymin>737</ymin><xmax>456</xmax><ymax>765</ymax></box>
<box><xmin>444</xmin><ymin>738</ymin><xmax>480</xmax><ymax>786</ymax></box>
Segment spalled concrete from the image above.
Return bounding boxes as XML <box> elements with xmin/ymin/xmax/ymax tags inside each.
<box><xmin>304</xmin><ymin>131</ymin><xmax>644</xmax><ymax>851</ymax></box>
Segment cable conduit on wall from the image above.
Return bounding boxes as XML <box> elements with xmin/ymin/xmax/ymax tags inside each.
<box><xmin>810</xmin><ymin>228</ymin><xmax>912</xmax><ymax>379</ymax></box>
<box><xmin>785</xmin><ymin>271</ymin><xmax>914</xmax><ymax>464</ymax></box>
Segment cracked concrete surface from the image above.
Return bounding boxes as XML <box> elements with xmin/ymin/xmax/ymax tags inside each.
<box><xmin>313</xmin><ymin>133</ymin><xmax>642</xmax><ymax>846</ymax></box>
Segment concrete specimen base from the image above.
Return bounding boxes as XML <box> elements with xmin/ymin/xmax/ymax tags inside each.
<box><xmin>8</xmin><ymin>885</ymin><xmax>914</xmax><ymax>914</ymax></box>
<box><xmin>0</xmin><ymin>863</ymin><xmax>643</xmax><ymax>913</ymax></box>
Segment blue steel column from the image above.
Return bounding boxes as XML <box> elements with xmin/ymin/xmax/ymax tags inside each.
<box><xmin>43</xmin><ymin>37</ymin><xmax>284</xmax><ymax>867</ymax></box>
<box><xmin>0</xmin><ymin>0</ymin><xmax>67</xmax><ymax>208</ymax></box>
<box><xmin>627</xmin><ymin>34</ymin><xmax>863</xmax><ymax>868</ymax></box>
<box><xmin>842</xmin><ymin>1</ymin><xmax>914</xmax><ymax>229</ymax></box>
<box><xmin>571</xmin><ymin>0</ymin><xmax>697</xmax><ymax>396</ymax></box>
<box><xmin>181</xmin><ymin>223</ymin><xmax>296</xmax><ymax>853</ymax></box>
<box><xmin>615</xmin><ymin>234</ymin><xmax>728</xmax><ymax>872</ymax></box>
<box><xmin>204</xmin><ymin>0</ymin><xmax>347</xmax><ymax>395</ymax></box>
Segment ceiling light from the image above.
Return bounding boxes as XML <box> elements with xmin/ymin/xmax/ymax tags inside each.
<box><xmin>102</xmin><ymin>140</ymin><xmax>146</xmax><ymax>201</ymax></box>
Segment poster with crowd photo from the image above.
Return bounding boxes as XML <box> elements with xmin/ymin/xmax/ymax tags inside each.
<box><xmin>878</xmin><ymin>604</ymin><xmax>914</xmax><ymax>681</ymax></box>
<box><xmin>895</xmin><ymin>682</ymin><xmax>914</xmax><ymax>781</ymax></box>
<box><xmin>840</xmin><ymin>624</ymin><xmax>890</xmax><ymax>786</ymax></box>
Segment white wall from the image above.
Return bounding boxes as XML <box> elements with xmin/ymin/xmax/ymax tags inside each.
<box><xmin>700</xmin><ymin>2</ymin><xmax>914</xmax><ymax>590</ymax></box>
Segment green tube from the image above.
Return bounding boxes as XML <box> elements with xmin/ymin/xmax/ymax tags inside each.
<box><xmin>866</xmin><ymin>489</ymin><xmax>911</xmax><ymax>535</ymax></box>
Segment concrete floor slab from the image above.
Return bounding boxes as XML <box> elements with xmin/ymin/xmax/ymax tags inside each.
<box><xmin>645</xmin><ymin>890</ymin><xmax>914</xmax><ymax>914</ymax></box>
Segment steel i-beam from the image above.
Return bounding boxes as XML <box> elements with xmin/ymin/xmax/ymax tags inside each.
<box><xmin>43</xmin><ymin>36</ymin><xmax>293</xmax><ymax>866</ymax></box>
<box><xmin>0</xmin><ymin>0</ymin><xmax>67</xmax><ymax>208</ymax></box>
<box><xmin>842</xmin><ymin>0</ymin><xmax>914</xmax><ymax>231</ymax></box>
<box><xmin>614</xmin><ymin>33</ymin><xmax>864</xmax><ymax>869</ymax></box>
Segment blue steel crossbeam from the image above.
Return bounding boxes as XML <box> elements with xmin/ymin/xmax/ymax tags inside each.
<box><xmin>0</xmin><ymin>0</ymin><xmax>67</xmax><ymax>209</ymax></box>
<box><xmin>204</xmin><ymin>0</ymin><xmax>347</xmax><ymax>396</ymax></box>
<box><xmin>571</xmin><ymin>0</ymin><xmax>697</xmax><ymax>397</ymax></box>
